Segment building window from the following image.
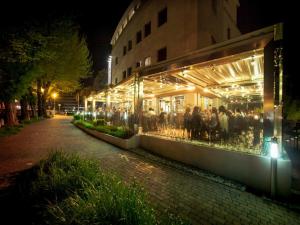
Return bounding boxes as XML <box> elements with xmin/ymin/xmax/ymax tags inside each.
<box><xmin>144</xmin><ymin>21</ymin><xmax>151</xmax><ymax>37</ymax></box>
<box><xmin>136</xmin><ymin>61</ymin><xmax>141</xmax><ymax>68</ymax></box>
<box><xmin>115</xmin><ymin>57</ymin><xmax>118</xmax><ymax>65</ymax></box>
<box><xmin>211</xmin><ymin>35</ymin><xmax>216</xmax><ymax>44</ymax></box>
<box><xmin>158</xmin><ymin>7</ymin><xmax>167</xmax><ymax>27</ymax></box>
<box><xmin>123</xmin><ymin>46</ymin><xmax>127</xmax><ymax>55</ymax></box>
<box><xmin>127</xmin><ymin>67</ymin><xmax>132</xmax><ymax>76</ymax></box>
<box><xmin>145</xmin><ymin>57</ymin><xmax>151</xmax><ymax>66</ymax></box>
<box><xmin>115</xmin><ymin>77</ymin><xmax>118</xmax><ymax>84</ymax></box>
<box><xmin>227</xmin><ymin>27</ymin><xmax>231</xmax><ymax>39</ymax></box>
<box><xmin>128</xmin><ymin>40</ymin><xmax>132</xmax><ymax>51</ymax></box>
<box><xmin>123</xmin><ymin>70</ymin><xmax>126</xmax><ymax>79</ymax></box>
<box><xmin>136</xmin><ymin>30</ymin><xmax>142</xmax><ymax>44</ymax></box>
<box><xmin>157</xmin><ymin>47</ymin><xmax>167</xmax><ymax>62</ymax></box>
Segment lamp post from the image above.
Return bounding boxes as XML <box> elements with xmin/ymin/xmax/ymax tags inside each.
<box><xmin>52</xmin><ymin>92</ymin><xmax>57</xmax><ymax>115</ymax></box>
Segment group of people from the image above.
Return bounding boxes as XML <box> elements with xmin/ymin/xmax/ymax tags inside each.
<box><xmin>95</xmin><ymin>104</ymin><xmax>263</xmax><ymax>149</ymax></box>
<box><xmin>142</xmin><ymin>105</ymin><xmax>263</xmax><ymax>148</ymax></box>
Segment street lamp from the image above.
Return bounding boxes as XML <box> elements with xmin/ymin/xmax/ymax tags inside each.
<box><xmin>52</xmin><ymin>92</ymin><xmax>57</xmax><ymax>115</ymax></box>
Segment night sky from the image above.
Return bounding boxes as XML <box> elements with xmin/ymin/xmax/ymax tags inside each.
<box><xmin>0</xmin><ymin>0</ymin><xmax>294</xmax><ymax>72</ymax></box>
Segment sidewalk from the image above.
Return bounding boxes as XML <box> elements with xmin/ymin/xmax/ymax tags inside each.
<box><xmin>1</xmin><ymin>115</ymin><xmax>300</xmax><ymax>224</ymax></box>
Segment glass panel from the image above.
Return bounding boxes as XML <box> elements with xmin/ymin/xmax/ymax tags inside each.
<box><xmin>140</xmin><ymin>50</ymin><xmax>264</xmax><ymax>155</ymax></box>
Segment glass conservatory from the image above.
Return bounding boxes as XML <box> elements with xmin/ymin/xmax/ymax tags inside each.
<box><xmin>85</xmin><ymin>24</ymin><xmax>283</xmax><ymax>158</ymax></box>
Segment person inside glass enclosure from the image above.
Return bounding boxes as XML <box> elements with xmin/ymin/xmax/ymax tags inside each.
<box><xmin>251</xmin><ymin>112</ymin><xmax>263</xmax><ymax>147</ymax></box>
<box><xmin>158</xmin><ymin>108</ymin><xmax>167</xmax><ymax>132</ymax></box>
<box><xmin>183</xmin><ymin>107</ymin><xmax>192</xmax><ymax>139</ymax></box>
<box><xmin>147</xmin><ymin>108</ymin><xmax>156</xmax><ymax>131</ymax></box>
<box><xmin>191</xmin><ymin>106</ymin><xmax>202</xmax><ymax>140</ymax></box>
<box><xmin>208</xmin><ymin>107</ymin><xmax>220</xmax><ymax>142</ymax></box>
<box><xmin>219</xmin><ymin>105</ymin><xmax>229</xmax><ymax>143</ymax></box>
<box><xmin>200</xmin><ymin>109</ymin><xmax>210</xmax><ymax>140</ymax></box>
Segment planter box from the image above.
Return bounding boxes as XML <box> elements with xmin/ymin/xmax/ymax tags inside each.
<box><xmin>140</xmin><ymin>135</ymin><xmax>292</xmax><ymax>197</ymax></box>
<box><xmin>74</xmin><ymin>123</ymin><xmax>139</xmax><ymax>150</ymax></box>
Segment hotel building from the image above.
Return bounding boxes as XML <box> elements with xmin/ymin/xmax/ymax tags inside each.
<box><xmin>86</xmin><ymin>1</ymin><xmax>290</xmax><ymax>196</ymax></box>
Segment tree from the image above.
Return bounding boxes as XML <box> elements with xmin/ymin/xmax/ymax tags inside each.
<box><xmin>0</xmin><ymin>28</ymin><xmax>44</xmax><ymax>125</ymax></box>
<box><xmin>0</xmin><ymin>19</ymin><xmax>92</xmax><ymax>125</ymax></box>
<box><xmin>33</xmin><ymin>20</ymin><xmax>91</xmax><ymax>117</ymax></box>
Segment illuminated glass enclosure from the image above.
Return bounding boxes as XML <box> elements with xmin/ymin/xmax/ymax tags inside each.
<box><xmin>86</xmin><ymin>25</ymin><xmax>283</xmax><ymax>158</ymax></box>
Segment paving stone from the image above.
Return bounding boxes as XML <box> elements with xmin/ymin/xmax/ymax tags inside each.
<box><xmin>1</xmin><ymin>116</ymin><xmax>300</xmax><ymax>225</ymax></box>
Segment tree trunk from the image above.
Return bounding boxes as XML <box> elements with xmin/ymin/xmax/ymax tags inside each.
<box><xmin>4</xmin><ymin>102</ymin><xmax>18</xmax><ymax>127</ymax></box>
<box><xmin>42</xmin><ymin>81</ymin><xmax>51</xmax><ymax>117</ymax></box>
<box><xmin>28</xmin><ymin>87</ymin><xmax>37</xmax><ymax>118</ymax></box>
<box><xmin>29</xmin><ymin>101</ymin><xmax>36</xmax><ymax>118</ymax></box>
<box><xmin>37</xmin><ymin>79</ymin><xmax>43</xmax><ymax>117</ymax></box>
<box><xmin>20</xmin><ymin>96</ymin><xmax>30</xmax><ymax>121</ymax></box>
<box><xmin>42</xmin><ymin>92</ymin><xmax>47</xmax><ymax>117</ymax></box>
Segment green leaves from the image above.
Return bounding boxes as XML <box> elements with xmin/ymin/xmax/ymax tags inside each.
<box><xmin>0</xmin><ymin>18</ymin><xmax>92</xmax><ymax>102</ymax></box>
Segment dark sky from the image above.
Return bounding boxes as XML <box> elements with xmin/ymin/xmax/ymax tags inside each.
<box><xmin>0</xmin><ymin>0</ymin><xmax>294</xmax><ymax>72</ymax></box>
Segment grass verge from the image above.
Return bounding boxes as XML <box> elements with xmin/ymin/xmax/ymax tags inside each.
<box><xmin>0</xmin><ymin>117</ymin><xmax>44</xmax><ymax>137</ymax></box>
<box><xmin>0</xmin><ymin>151</ymin><xmax>189</xmax><ymax>225</ymax></box>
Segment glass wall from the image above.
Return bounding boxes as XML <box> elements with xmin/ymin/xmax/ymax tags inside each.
<box><xmin>140</xmin><ymin>50</ymin><xmax>264</xmax><ymax>155</ymax></box>
<box><xmin>87</xmin><ymin>49</ymin><xmax>267</xmax><ymax>155</ymax></box>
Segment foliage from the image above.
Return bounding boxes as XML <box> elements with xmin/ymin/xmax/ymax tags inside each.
<box><xmin>0</xmin><ymin>117</ymin><xmax>43</xmax><ymax>137</ymax></box>
<box><xmin>74</xmin><ymin>120</ymin><xmax>134</xmax><ymax>139</ymax></box>
<box><xmin>34</xmin><ymin>20</ymin><xmax>92</xmax><ymax>93</ymax></box>
<box><xmin>285</xmin><ymin>100</ymin><xmax>300</xmax><ymax>121</ymax></box>
<box><xmin>92</xmin><ymin>118</ymin><xmax>105</xmax><ymax>126</ymax></box>
<box><xmin>0</xmin><ymin>151</ymin><xmax>189</xmax><ymax>225</ymax></box>
<box><xmin>0</xmin><ymin>124</ymin><xmax>23</xmax><ymax>137</ymax></box>
<box><xmin>73</xmin><ymin>114</ymin><xmax>81</xmax><ymax>121</ymax></box>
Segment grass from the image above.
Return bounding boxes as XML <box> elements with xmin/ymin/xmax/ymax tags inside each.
<box><xmin>0</xmin><ymin>124</ymin><xmax>23</xmax><ymax>137</ymax></box>
<box><xmin>0</xmin><ymin>117</ymin><xmax>43</xmax><ymax>137</ymax></box>
<box><xmin>74</xmin><ymin>119</ymin><xmax>134</xmax><ymax>139</ymax></box>
<box><xmin>0</xmin><ymin>151</ymin><xmax>189</xmax><ymax>225</ymax></box>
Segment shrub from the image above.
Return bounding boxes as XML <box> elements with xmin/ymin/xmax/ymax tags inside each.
<box><xmin>92</xmin><ymin>119</ymin><xmax>105</xmax><ymax>126</ymax></box>
<box><xmin>73</xmin><ymin>114</ymin><xmax>81</xmax><ymax>121</ymax></box>
<box><xmin>12</xmin><ymin>151</ymin><xmax>189</xmax><ymax>225</ymax></box>
<box><xmin>74</xmin><ymin>120</ymin><xmax>94</xmax><ymax>129</ymax></box>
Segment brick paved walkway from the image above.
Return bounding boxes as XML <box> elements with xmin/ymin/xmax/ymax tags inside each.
<box><xmin>1</xmin><ymin>116</ymin><xmax>300</xmax><ymax>225</ymax></box>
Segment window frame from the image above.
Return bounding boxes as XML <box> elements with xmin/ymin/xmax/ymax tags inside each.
<box><xmin>158</xmin><ymin>7</ymin><xmax>167</xmax><ymax>27</ymax></box>
<box><xmin>157</xmin><ymin>47</ymin><xmax>167</xmax><ymax>62</ymax></box>
<box><xmin>136</xmin><ymin>30</ymin><xmax>142</xmax><ymax>44</ymax></box>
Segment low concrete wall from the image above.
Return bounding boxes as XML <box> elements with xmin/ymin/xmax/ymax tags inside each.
<box><xmin>75</xmin><ymin>124</ymin><xmax>139</xmax><ymax>150</ymax></box>
<box><xmin>140</xmin><ymin>135</ymin><xmax>291</xmax><ymax>197</ymax></box>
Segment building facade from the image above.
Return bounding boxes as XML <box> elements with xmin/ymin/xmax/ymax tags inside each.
<box><xmin>85</xmin><ymin>1</ymin><xmax>290</xmax><ymax>196</ymax></box>
<box><xmin>110</xmin><ymin>0</ymin><xmax>240</xmax><ymax>85</ymax></box>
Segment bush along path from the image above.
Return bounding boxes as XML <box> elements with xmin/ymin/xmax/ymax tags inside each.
<box><xmin>0</xmin><ymin>151</ymin><xmax>189</xmax><ymax>225</ymax></box>
<box><xmin>73</xmin><ymin>118</ymin><xmax>134</xmax><ymax>139</ymax></box>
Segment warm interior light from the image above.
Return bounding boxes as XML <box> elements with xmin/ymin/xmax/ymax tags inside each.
<box><xmin>52</xmin><ymin>92</ymin><xmax>57</xmax><ymax>99</ymax></box>
<box><xmin>187</xmin><ymin>86</ymin><xmax>195</xmax><ymax>91</ymax></box>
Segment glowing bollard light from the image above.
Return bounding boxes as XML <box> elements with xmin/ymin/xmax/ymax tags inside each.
<box><xmin>270</xmin><ymin>140</ymin><xmax>279</xmax><ymax>159</ymax></box>
<box><xmin>270</xmin><ymin>137</ymin><xmax>279</xmax><ymax>197</ymax></box>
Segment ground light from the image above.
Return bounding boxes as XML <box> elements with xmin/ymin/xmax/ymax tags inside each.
<box><xmin>270</xmin><ymin>137</ymin><xmax>279</xmax><ymax>197</ymax></box>
<box><xmin>270</xmin><ymin>137</ymin><xmax>279</xmax><ymax>159</ymax></box>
